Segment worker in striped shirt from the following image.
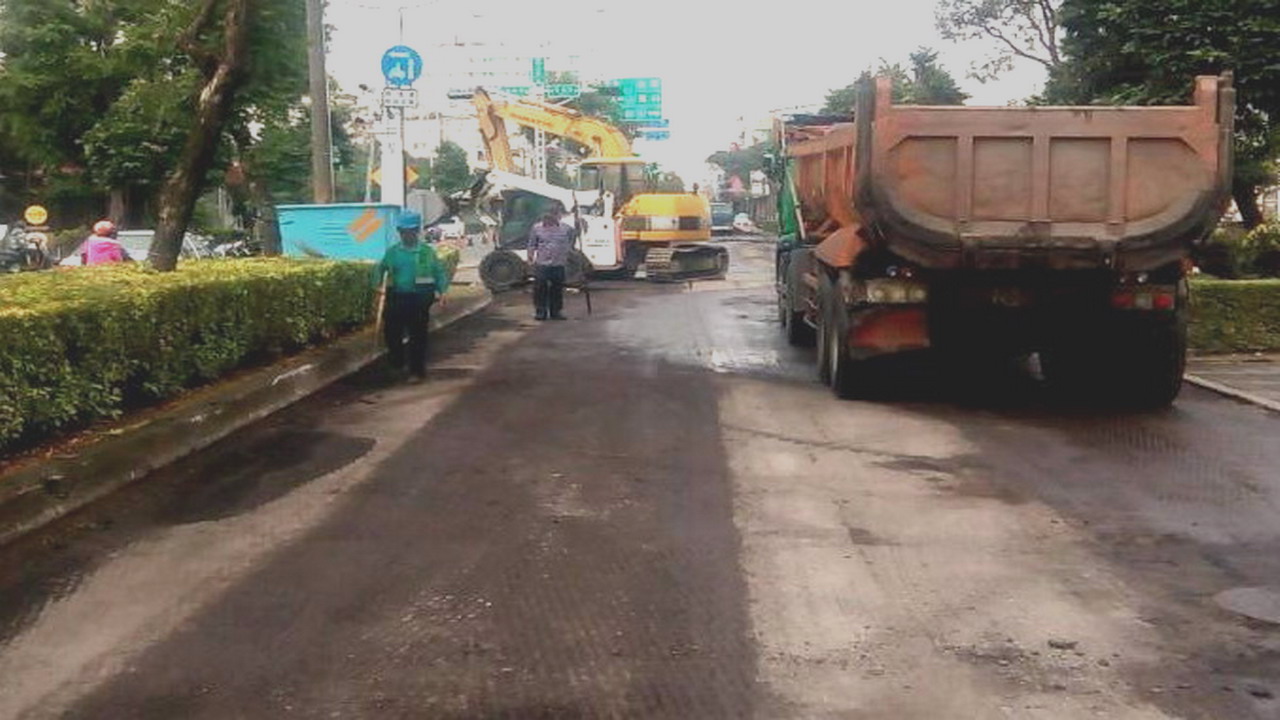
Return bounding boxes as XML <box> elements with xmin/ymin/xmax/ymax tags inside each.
<box><xmin>526</xmin><ymin>203</ymin><xmax>576</xmax><ymax>321</ymax></box>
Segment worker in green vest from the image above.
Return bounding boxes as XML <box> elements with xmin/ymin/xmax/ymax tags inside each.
<box><xmin>373</xmin><ymin>211</ymin><xmax>451</xmax><ymax>380</ymax></box>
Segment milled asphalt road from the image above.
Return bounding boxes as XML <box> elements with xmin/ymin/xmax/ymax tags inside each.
<box><xmin>0</xmin><ymin>239</ymin><xmax>1278</xmax><ymax>719</ymax></box>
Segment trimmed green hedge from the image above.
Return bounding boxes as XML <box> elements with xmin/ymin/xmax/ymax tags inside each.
<box><xmin>1190</xmin><ymin>278</ymin><xmax>1280</xmax><ymax>353</ymax></box>
<box><xmin>0</xmin><ymin>259</ymin><xmax>373</xmax><ymax>453</ymax></box>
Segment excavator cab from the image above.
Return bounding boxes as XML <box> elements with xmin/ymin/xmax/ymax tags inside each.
<box><xmin>575</xmin><ymin>158</ymin><xmax>650</xmax><ymax>206</ymax></box>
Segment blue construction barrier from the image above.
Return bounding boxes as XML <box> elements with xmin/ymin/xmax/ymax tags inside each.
<box><xmin>276</xmin><ymin>203</ymin><xmax>406</xmax><ymax>261</ymax></box>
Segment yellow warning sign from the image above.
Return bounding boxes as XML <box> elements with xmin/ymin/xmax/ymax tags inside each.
<box><xmin>369</xmin><ymin>166</ymin><xmax>420</xmax><ymax>187</ymax></box>
<box><xmin>23</xmin><ymin>205</ymin><xmax>48</xmax><ymax>226</ymax></box>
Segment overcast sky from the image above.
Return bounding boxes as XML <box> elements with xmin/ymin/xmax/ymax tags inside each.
<box><xmin>326</xmin><ymin>0</ymin><xmax>1047</xmax><ymax>183</ymax></box>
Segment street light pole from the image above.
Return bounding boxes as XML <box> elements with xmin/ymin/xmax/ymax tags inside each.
<box><xmin>305</xmin><ymin>0</ymin><xmax>334</xmax><ymax>203</ymax></box>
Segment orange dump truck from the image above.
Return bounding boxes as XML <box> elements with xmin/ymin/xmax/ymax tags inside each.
<box><xmin>773</xmin><ymin>74</ymin><xmax>1235</xmax><ymax>406</ymax></box>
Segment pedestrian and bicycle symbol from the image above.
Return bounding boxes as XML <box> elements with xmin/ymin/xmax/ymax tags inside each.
<box><xmin>381</xmin><ymin>45</ymin><xmax>423</xmax><ymax>87</ymax></box>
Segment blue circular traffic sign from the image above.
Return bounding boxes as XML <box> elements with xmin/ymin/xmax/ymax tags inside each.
<box><xmin>381</xmin><ymin>46</ymin><xmax>423</xmax><ymax>87</ymax></box>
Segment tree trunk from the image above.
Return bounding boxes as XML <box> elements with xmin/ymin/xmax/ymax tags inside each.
<box><xmin>1233</xmin><ymin>180</ymin><xmax>1264</xmax><ymax>230</ymax></box>
<box><xmin>305</xmin><ymin>0</ymin><xmax>334</xmax><ymax>203</ymax></box>
<box><xmin>149</xmin><ymin>0</ymin><xmax>253</xmax><ymax>271</ymax></box>
<box><xmin>108</xmin><ymin>188</ymin><xmax>126</xmax><ymax>226</ymax></box>
<box><xmin>230</xmin><ymin>128</ymin><xmax>282</xmax><ymax>256</ymax></box>
<box><xmin>249</xmin><ymin>176</ymin><xmax>281</xmax><ymax>255</ymax></box>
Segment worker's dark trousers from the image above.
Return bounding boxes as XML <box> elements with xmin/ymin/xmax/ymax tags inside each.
<box><xmin>384</xmin><ymin>291</ymin><xmax>433</xmax><ymax>376</ymax></box>
<box><xmin>532</xmin><ymin>265</ymin><xmax>566</xmax><ymax>318</ymax></box>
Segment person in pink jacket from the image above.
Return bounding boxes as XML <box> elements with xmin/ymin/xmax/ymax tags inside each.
<box><xmin>82</xmin><ymin>220</ymin><xmax>131</xmax><ymax>265</ymax></box>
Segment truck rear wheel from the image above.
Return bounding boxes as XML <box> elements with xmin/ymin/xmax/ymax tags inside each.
<box><xmin>826</xmin><ymin>291</ymin><xmax>861</xmax><ymax>399</ymax></box>
<box><xmin>1042</xmin><ymin>313</ymin><xmax>1186</xmax><ymax>408</ymax></box>
<box><xmin>816</xmin><ymin>274</ymin><xmax>835</xmax><ymax>383</ymax></box>
<box><xmin>1115</xmin><ymin>315</ymin><xmax>1186</xmax><ymax>408</ymax></box>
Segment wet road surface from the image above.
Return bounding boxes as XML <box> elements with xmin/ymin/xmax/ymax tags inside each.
<box><xmin>0</xmin><ymin>239</ymin><xmax>1278</xmax><ymax>718</ymax></box>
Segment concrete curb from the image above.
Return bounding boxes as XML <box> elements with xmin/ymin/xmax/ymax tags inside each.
<box><xmin>0</xmin><ymin>286</ymin><xmax>492</xmax><ymax>547</ymax></box>
<box><xmin>1184</xmin><ymin>373</ymin><xmax>1280</xmax><ymax>414</ymax></box>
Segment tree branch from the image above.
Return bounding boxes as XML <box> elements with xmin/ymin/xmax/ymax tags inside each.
<box><xmin>1035</xmin><ymin>0</ymin><xmax>1061</xmax><ymax>64</ymax></box>
<box><xmin>982</xmin><ymin>23</ymin><xmax>1055</xmax><ymax>69</ymax></box>
<box><xmin>178</xmin><ymin>0</ymin><xmax>221</xmax><ymax>60</ymax></box>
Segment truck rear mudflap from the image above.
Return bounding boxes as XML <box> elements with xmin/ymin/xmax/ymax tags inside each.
<box><xmin>847</xmin><ymin>306</ymin><xmax>930</xmax><ymax>359</ymax></box>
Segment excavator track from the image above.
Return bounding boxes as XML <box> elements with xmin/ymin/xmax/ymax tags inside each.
<box><xmin>643</xmin><ymin>244</ymin><xmax>730</xmax><ymax>283</ymax></box>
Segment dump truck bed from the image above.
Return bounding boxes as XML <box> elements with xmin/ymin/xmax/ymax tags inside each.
<box><xmin>788</xmin><ymin>75</ymin><xmax>1235</xmax><ymax>272</ymax></box>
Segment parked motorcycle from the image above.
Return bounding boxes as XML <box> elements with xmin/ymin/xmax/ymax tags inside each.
<box><xmin>0</xmin><ymin>224</ymin><xmax>51</xmax><ymax>272</ymax></box>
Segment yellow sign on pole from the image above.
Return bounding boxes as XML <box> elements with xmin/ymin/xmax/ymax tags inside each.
<box><xmin>369</xmin><ymin>166</ymin><xmax>420</xmax><ymax>187</ymax></box>
<box><xmin>23</xmin><ymin>205</ymin><xmax>48</xmax><ymax>226</ymax></box>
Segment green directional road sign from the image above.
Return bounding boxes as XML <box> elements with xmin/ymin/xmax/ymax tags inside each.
<box><xmin>531</xmin><ymin>58</ymin><xmax>546</xmax><ymax>85</ymax></box>
<box><xmin>499</xmin><ymin>84</ymin><xmax>581</xmax><ymax>100</ymax></box>
<box><xmin>547</xmin><ymin>83</ymin><xmax>581</xmax><ymax>99</ymax></box>
<box><xmin>608</xmin><ymin>77</ymin><xmax>663</xmax><ymax>123</ymax></box>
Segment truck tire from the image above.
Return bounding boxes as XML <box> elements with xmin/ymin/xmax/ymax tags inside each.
<box><xmin>829</xmin><ymin>302</ymin><xmax>860</xmax><ymax>394</ymax></box>
<box><xmin>781</xmin><ymin>250</ymin><xmax>816</xmax><ymax>347</ymax></box>
<box><xmin>1115</xmin><ymin>314</ymin><xmax>1187</xmax><ymax>408</ymax></box>
<box><xmin>825</xmin><ymin>283</ymin><xmax>861</xmax><ymax>399</ymax></box>
<box><xmin>479</xmin><ymin>250</ymin><xmax>528</xmax><ymax>292</ymax></box>
<box><xmin>1042</xmin><ymin>312</ymin><xmax>1186</xmax><ymax>408</ymax></box>
<box><xmin>816</xmin><ymin>273</ymin><xmax>835</xmax><ymax>384</ymax></box>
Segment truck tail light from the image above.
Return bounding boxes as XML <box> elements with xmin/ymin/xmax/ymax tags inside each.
<box><xmin>863</xmin><ymin>279</ymin><xmax>927</xmax><ymax>305</ymax></box>
<box><xmin>1112</xmin><ymin>287</ymin><xmax>1176</xmax><ymax>311</ymax></box>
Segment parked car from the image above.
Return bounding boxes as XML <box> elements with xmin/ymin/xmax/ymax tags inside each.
<box><xmin>434</xmin><ymin>215</ymin><xmax>467</xmax><ymax>240</ymax></box>
<box><xmin>732</xmin><ymin>212</ymin><xmax>758</xmax><ymax>234</ymax></box>
<box><xmin>710</xmin><ymin>203</ymin><xmax>734</xmax><ymax>235</ymax></box>
<box><xmin>59</xmin><ymin>230</ymin><xmax>212</xmax><ymax>266</ymax></box>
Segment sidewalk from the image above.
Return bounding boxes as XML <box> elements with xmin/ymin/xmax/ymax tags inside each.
<box><xmin>1186</xmin><ymin>353</ymin><xmax>1280</xmax><ymax>412</ymax></box>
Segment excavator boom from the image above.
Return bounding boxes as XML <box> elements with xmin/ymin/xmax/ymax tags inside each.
<box><xmin>473</xmin><ymin>89</ymin><xmax>517</xmax><ymax>172</ymax></box>
<box><xmin>473</xmin><ymin>88</ymin><xmax>633</xmax><ymax>158</ymax></box>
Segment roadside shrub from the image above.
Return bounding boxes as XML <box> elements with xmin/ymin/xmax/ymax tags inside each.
<box><xmin>1195</xmin><ymin>223</ymin><xmax>1280</xmax><ymax>278</ymax></box>
<box><xmin>1242</xmin><ymin>223</ymin><xmax>1280</xmax><ymax>277</ymax></box>
<box><xmin>1189</xmin><ymin>278</ymin><xmax>1280</xmax><ymax>353</ymax></box>
<box><xmin>0</xmin><ymin>258</ymin><xmax>374</xmax><ymax>453</ymax></box>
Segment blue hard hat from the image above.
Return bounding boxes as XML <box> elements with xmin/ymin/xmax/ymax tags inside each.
<box><xmin>395</xmin><ymin>211</ymin><xmax>422</xmax><ymax>230</ymax></box>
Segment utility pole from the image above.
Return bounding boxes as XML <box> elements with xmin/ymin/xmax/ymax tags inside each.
<box><xmin>305</xmin><ymin>0</ymin><xmax>334</xmax><ymax>203</ymax></box>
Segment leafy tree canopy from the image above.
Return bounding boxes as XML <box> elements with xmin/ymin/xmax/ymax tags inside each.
<box><xmin>821</xmin><ymin>47</ymin><xmax>968</xmax><ymax>114</ymax></box>
<box><xmin>706</xmin><ymin>143</ymin><xmax>768</xmax><ymax>186</ymax></box>
<box><xmin>0</xmin><ymin>0</ymin><xmax>310</xmax><ymax>228</ymax></box>
<box><xmin>430</xmin><ymin>140</ymin><xmax>473</xmax><ymax>194</ymax></box>
<box><xmin>1043</xmin><ymin>0</ymin><xmax>1280</xmax><ymax>226</ymax></box>
<box><xmin>646</xmin><ymin>164</ymin><xmax>686</xmax><ymax>193</ymax></box>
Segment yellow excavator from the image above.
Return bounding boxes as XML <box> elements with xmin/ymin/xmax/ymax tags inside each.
<box><xmin>472</xmin><ymin>88</ymin><xmax>728</xmax><ymax>282</ymax></box>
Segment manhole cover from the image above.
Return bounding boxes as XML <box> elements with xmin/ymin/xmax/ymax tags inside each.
<box><xmin>1214</xmin><ymin>587</ymin><xmax>1280</xmax><ymax>625</ymax></box>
